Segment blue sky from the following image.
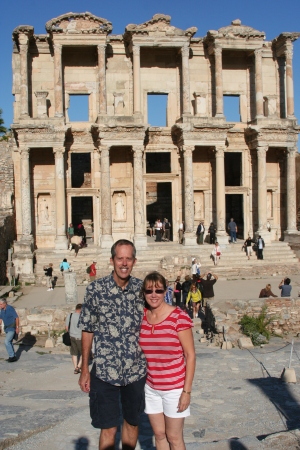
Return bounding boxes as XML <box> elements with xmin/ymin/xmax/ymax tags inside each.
<box><xmin>1</xmin><ymin>0</ymin><xmax>300</xmax><ymax>128</ymax></box>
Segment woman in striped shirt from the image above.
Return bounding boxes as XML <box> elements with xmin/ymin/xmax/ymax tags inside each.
<box><xmin>139</xmin><ymin>272</ymin><xmax>195</xmax><ymax>449</ymax></box>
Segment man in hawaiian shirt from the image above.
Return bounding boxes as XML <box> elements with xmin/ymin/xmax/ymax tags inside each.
<box><xmin>78</xmin><ymin>239</ymin><xmax>147</xmax><ymax>450</ymax></box>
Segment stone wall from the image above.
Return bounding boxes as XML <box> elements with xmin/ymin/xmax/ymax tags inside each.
<box><xmin>0</xmin><ymin>214</ymin><xmax>16</xmax><ymax>284</ymax></box>
<box><xmin>17</xmin><ymin>306</ymin><xmax>74</xmax><ymax>335</ymax></box>
<box><xmin>206</xmin><ymin>297</ymin><xmax>300</xmax><ymax>345</ymax></box>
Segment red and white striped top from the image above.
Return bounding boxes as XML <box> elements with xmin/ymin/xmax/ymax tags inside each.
<box><xmin>139</xmin><ymin>307</ymin><xmax>193</xmax><ymax>390</ymax></box>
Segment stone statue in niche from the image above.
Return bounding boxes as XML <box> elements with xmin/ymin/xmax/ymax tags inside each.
<box><xmin>114</xmin><ymin>193</ymin><xmax>126</xmax><ymax>221</ymax></box>
<box><xmin>38</xmin><ymin>194</ymin><xmax>52</xmax><ymax>229</ymax></box>
<box><xmin>194</xmin><ymin>191</ymin><xmax>204</xmax><ymax>219</ymax></box>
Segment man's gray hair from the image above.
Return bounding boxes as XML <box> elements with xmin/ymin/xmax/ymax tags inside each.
<box><xmin>111</xmin><ymin>239</ymin><xmax>136</xmax><ymax>259</ymax></box>
<box><xmin>0</xmin><ymin>298</ymin><xmax>7</xmax><ymax>304</ymax></box>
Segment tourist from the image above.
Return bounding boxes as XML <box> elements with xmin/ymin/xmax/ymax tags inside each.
<box><xmin>182</xmin><ymin>275</ymin><xmax>192</xmax><ymax>308</ymax></box>
<box><xmin>211</xmin><ymin>241</ymin><xmax>222</xmax><ymax>265</ymax></box>
<box><xmin>155</xmin><ymin>218</ymin><xmax>163</xmax><ymax>242</ymax></box>
<box><xmin>186</xmin><ymin>282</ymin><xmax>202</xmax><ymax>319</ymax></box>
<box><xmin>179</xmin><ymin>221</ymin><xmax>184</xmax><ymax>244</ymax></box>
<box><xmin>0</xmin><ymin>298</ymin><xmax>19</xmax><ymax>362</ymax></box>
<box><xmin>78</xmin><ymin>240</ymin><xmax>147</xmax><ymax>450</ymax></box>
<box><xmin>164</xmin><ymin>279</ymin><xmax>173</xmax><ymax>305</ymax></box>
<box><xmin>278</xmin><ymin>278</ymin><xmax>292</xmax><ymax>297</ymax></box>
<box><xmin>259</xmin><ymin>284</ymin><xmax>277</xmax><ymax>298</ymax></box>
<box><xmin>60</xmin><ymin>258</ymin><xmax>70</xmax><ymax>273</ymax></box>
<box><xmin>163</xmin><ymin>218</ymin><xmax>171</xmax><ymax>242</ymax></box>
<box><xmin>67</xmin><ymin>223</ymin><xmax>74</xmax><ymax>249</ymax></box>
<box><xmin>244</xmin><ymin>236</ymin><xmax>254</xmax><ymax>260</ymax></box>
<box><xmin>89</xmin><ymin>260</ymin><xmax>97</xmax><ymax>282</ymax></box>
<box><xmin>78</xmin><ymin>223</ymin><xmax>86</xmax><ymax>247</ymax></box>
<box><xmin>228</xmin><ymin>218</ymin><xmax>237</xmax><ymax>243</ymax></box>
<box><xmin>65</xmin><ymin>304</ymin><xmax>83</xmax><ymax>374</ymax></box>
<box><xmin>43</xmin><ymin>263</ymin><xmax>53</xmax><ymax>291</ymax></box>
<box><xmin>200</xmin><ymin>272</ymin><xmax>218</xmax><ymax>318</ymax></box>
<box><xmin>71</xmin><ymin>235</ymin><xmax>81</xmax><ymax>257</ymax></box>
<box><xmin>196</xmin><ymin>221</ymin><xmax>205</xmax><ymax>245</ymax></box>
<box><xmin>208</xmin><ymin>222</ymin><xmax>216</xmax><ymax>244</ymax></box>
<box><xmin>256</xmin><ymin>235</ymin><xmax>265</xmax><ymax>260</ymax></box>
<box><xmin>173</xmin><ymin>275</ymin><xmax>182</xmax><ymax>307</ymax></box>
<box><xmin>139</xmin><ymin>271</ymin><xmax>195</xmax><ymax>450</ymax></box>
<box><xmin>191</xmin><ymin>257</ymin><xmax>201</xmax><ymax>282</ymax></box>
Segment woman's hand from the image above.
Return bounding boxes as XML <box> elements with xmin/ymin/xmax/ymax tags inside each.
<box><xmin>177</xmin><ymin>391</ymin><xmax>191</xmax><ymax>412</ymax></box>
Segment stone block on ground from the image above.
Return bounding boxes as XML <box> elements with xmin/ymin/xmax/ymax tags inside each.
<box><xmin>221</xmin><ymin>341</ymin><xmax>233</xmax><ymax>350</ymax></box>
<box><xmin>64</xmin><ymin>271</ymin><xmax>78</xmax><ymax>304</ymax></box>
<box><xmin>45</xmin><ymin>338</ymin><xmax>55</xmax><ymax>348</ymax></box>
<box><xmin>281</xmin><ymin>367</ymin><xmax>297</xmax><ymax>383</ymax></box>
<box><xmin>238</xmin><ymin>337</ymin><xmax>254</xmax><ymax>349</ymax></box>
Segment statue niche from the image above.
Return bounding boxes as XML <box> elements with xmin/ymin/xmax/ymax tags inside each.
<box><xmin>113</xmin><ymin>191</ymin><xmax>126</xmax><ymax>221</ymax></box>
<box><xmin>37</xmin><ymin>194</ymin><xmax>52</xmax><ymax>230</ymax></box>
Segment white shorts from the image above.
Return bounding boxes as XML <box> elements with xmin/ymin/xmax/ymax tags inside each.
<box><xmin>246</xmin><ymin>246</ymin><xmax>252</xmax><ymax>256</ymax></box>
<box><xmin>144</xmin><ymin>384</ymin><xmax>190</xmax><ymax>418</ymax></box>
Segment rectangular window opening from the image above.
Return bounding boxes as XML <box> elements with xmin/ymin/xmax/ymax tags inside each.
<box><xmin>146</xmin><ymin>152</ymin><xmax>171</xmax><ymax>173</ymax></box>
<box><xmin>147</xmin><ymin>93</ymin><xmax>168</xmax><ymax>127</ymax></box>
<box><xmin>223</xmin><ymin>95</ymin><xmax>240</xmax><ymax>122</ymax></box>
<box><xmin>71</xmin><ymin>153</ymin><xmax>91</xmax><ymax>188</ymax></box>
<box><xmin>68</xmin><ymin>94</ymin><xmax>89</xmax><ymax>122</ymax></box>
<box><xmin>225</xmin><ymin>152</ymin><xmax>242</xmax><ymax>186</ymax></box>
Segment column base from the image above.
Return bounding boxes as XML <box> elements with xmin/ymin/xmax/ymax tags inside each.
<box><xmin>284</xmin><ymin>230</ymin><xmax>300</xmax><ymax>242</ymax></box>
<box><xmin>55</xmin><ymin>236</ymin><xmax>68</xmax><ymax>250</ymax></box>
<box><xmin>133</xmin><ymin>234</ymin><xmax>148</xmax><ymax>250</ymax></box>
<box><xmin>215</xmin><ymin>233</ymin><xmax>229</xmax><ymax>245</ymax></box>
<box><xmin>183</xmin><ymin>232</ymin><xmax>197</xmax><ymax>246</ymax></box>
<box><xmin>100</xmin><ymin>234</ymin><xmax>114</xmax><ymax>249</ymax></box>
<box><xmin>254</xmin><ymin>230</ymin><xmax>271</xmax><ymax>244</ymax></box>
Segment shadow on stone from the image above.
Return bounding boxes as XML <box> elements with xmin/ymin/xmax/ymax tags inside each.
<box><xmin>72</xmin><ymin>436</ymin><xmax>89</xmax><ymax>449</ymax></box>
<box><xmin>15</xmin><ymin>332</ymin><xmax>37</xmax><ymax>360</ymax></box>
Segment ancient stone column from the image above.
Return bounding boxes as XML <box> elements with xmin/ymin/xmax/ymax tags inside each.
<box><xmin>20</xmin><ymin>148</ymin><xmax>32</xmax><ymax>238</ymax></box>
<box><xmin>285</xmin><ymin>147</ymin><xmax>297</xmax><ymax>234</ymax></box>
<box><xmin>285</xmin><ymin>48</ymin><xmax>295</xmax><ymax>118</ymax></box>
<box><xmin>132</xmin><ymin>146</ymin><xmax>147</xmax><ymax>248</ymax></box>
<box><xmin>214</xmin><ymin>46</ymin><xmax>223</xmax><ymax>117</ymax></box>
<box><xmin>256</xmin><ymin>146</ymin><xmax>268</xmax><ymax>237</ymax></box>
<box><xmin>54</xmin><ymin>149</ymin><xmax>68</xmax><ymax>249</ymax></box>
<box><xmin>98</xmin><ymin>44</ymin><xmax>107</xmax><ymax>115</ymax></box>
<box><xmin>181</xmin><ymin>44</ymin><xmax>191</xmax><ymax>115</ymax></box>
<box><xmin>54</xmin><ymin>43</ymin><xmax>63</xmax><ymax>118</ymax></box>
<box><xmin>19</xmin><ymin>35</ymin><xmax>29</xmax><ymax>118</ymax></box>
<box><xmin>100</xmin><ymin>145</ymin><xmax>114</xmax><ymax>248</ymax></box>
<box><xmin>255</xmin><ymin>49</ymin><xmax>264</xmax><ymax>118</ymax></box>
<box><xmin>132</xmin><ymin>45</ymin><xmax>141</xmax><ymax>114</ymax></box>
<box><xmin>215</xmin><ymin>146</ymin><xmax>227</xmax><ymax>244</ymax></box>
<box><xmin>182</xmin><ymin>145</ymin><xmax>195</xmax><ymax>245</ymax></box>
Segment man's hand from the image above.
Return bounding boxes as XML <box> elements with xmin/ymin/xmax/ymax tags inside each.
<box><xmin>79</xmin><ymin>368</ymin><xmax>90</xmax><ymax>393</ymax></box>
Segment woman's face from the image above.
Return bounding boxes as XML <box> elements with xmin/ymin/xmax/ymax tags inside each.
<box><xmin>144</xmin><ymin>282</ymin><xmax>166</xmax><ymax>309</ymax></box>
<box><xmin>192</xmin><ymin>285</ymin><xmax>196</xmax><ymax>291</ymax></box>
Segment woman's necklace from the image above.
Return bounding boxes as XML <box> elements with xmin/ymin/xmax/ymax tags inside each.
<box><xmin>149</xmin><ymin>307</ymin><xmax>169</xmax><ymax>334</ymax></box>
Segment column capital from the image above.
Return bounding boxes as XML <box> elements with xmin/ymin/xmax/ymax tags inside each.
<box><xmin>53</xmin><ymin>148</ymin><xmax>65</xmax><ymax>158</ymax></box>
<box><xmin>132</xmin><ymin>45</ymin><xmax>140</xmax><ymax>56</ymax></box>
<box><xmin>132</xmin><ymin>145</ymin><xmax>144</xmax><ymax>156</ymax></box>
<box><xmin>181</xmin><ymin>43</ymin><xmax>190</xmax><ymax>58</ymax></box>
<box><xmin>100</xmin><ymin>144</ymin><xmax>110</xmax><ymax>154</ymax></box>
<box><xmin>53</xmin><ymin>42</ymin><xmax>62</xmax><ymax>53</ymax></box>
<box><xmin>20</xmin><ymin>147</ymin><xmax>30</xmax><ymax>159</ymax></box>
<box><xmin>254</xmin><ymin>48</ymin><xmax>263</xmax><ymax>57</ymax></box>
<box><xmin>257</xmin><ymin>146</ymin><xmax>268</xmax><ymax>158</ymax></box>
<box><xmin>97</xmin><ymin>43</ymin><xmax>106</xmax><ymax>51</ymax></box>
<box><xmin>214</xmin><ymin>46</ymin><xmax>222</xmax><ymax>57</ymax></box>
<box><xmin>182</xmin><ymin>145</ymin><xmax>194</xmax><ymax>156</ymax></box>
<box><xmin>285</xmin><ymin>48</ymin><xmax>293</xmax><ymax>60</ymax></box>
<box><xmin>287</xmin><ymin>146</ymin><xmax>297</xmax><ymax>156</ymax></box>
<box><xmin>215</xmin><ymin>146</ymin><xmax>225</xmax><ymax>157</ymax></box>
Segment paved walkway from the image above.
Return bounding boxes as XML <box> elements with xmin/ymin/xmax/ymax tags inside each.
<box><xmin>1</xmin><ymin>332</ymin><xmax>300</xmax><ymax>449</ymax></box>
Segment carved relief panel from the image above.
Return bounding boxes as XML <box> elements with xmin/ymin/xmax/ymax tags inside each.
<box><xmin>113</xmin><ymin>191</ymin><xmax>126</xmax><ymax>222</ymax></box>
<box><xmin>194</xmin><ymin>191</ymin><xmax>204</xmax><ymax>220</ymax></box>
<box><xmin>37</xmin><ymin>193</ymin><xmax>53</xmax><ymax>230</ymax></box>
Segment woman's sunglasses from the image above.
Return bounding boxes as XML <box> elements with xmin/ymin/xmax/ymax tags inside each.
<box><xmin>144</xmin><ymin>289</ymin><xmax>165</xmax><ymax>295</ymax></box>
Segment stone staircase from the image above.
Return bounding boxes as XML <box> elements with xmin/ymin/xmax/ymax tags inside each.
<box><xmin>33</xmin><ymin>239</ymin><xmax>300</xmax><ymax>286</ymax></box>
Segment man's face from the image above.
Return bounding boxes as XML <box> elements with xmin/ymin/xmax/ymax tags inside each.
<box><xmin>110</xmin><ymin>244</ymin><xmax>136</xmax><ymax>284</ymax></box>
<box><xmin>0</xmin><ymin>302</ymin><xmax>6</xmax><ymax>310</ymax></box>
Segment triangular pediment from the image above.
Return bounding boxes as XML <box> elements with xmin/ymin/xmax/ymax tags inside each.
<box><xmin>208</xmin><ymin>19</ymin><xmax>265</xmax><ymax>41</ymax></box>
<box><xmin>45</xmin><ymin>12</ymin><xmax>112</xmax><ymax>36</ymax></box>
<box><xmin>124</xmin><ymin>14</ymin><xmax>197</xmax><ymax>41</ymax></box>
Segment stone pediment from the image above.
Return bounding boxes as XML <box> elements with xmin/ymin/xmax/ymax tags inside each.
<box><xmin>124</xmin><ymin>14</ymin><xmax>197</xmax><ymax>41</ymax></box>
<box><xmin>45</xmin><ymin>12</ymin><xmax>112</xmax><ymax>35</ymax></box>
<box><xmin>207</xmin><ymin>19</ymin><xmax>265</xmax><ymax>41</ymax></box>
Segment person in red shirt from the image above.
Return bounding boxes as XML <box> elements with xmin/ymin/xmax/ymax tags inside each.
<box><xmin>89</xmin><ymin>261</ymin><xmax>97</xmax><ymax>282</ymax></box>
<box><xmin>139</xmin><ymin>271</ymin><xmax>195</xmax><ymax>449</ymax></box>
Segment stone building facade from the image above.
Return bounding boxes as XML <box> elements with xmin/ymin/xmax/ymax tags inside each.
<box><xmin>10</xmin><ymin>13</ymin><xmax>299</xmax><ymax>277</ymax></box>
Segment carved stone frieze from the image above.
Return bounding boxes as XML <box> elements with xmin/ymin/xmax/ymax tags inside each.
<box><xmin>45</xmin><ymin>12</ymin><xmax>112</xmax><ymax>36</ymax></box>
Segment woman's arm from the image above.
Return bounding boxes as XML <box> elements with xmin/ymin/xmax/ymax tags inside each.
<box><xmin>177</xmin><ymin>328</ymin><xmax>196</xmax><ymax>412</ymax></box>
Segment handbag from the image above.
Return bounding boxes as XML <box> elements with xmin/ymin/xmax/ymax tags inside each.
<box><xmin>62</xmin><ymin>313</ymin><xmax>72</xmax><ymax>346</ymax></box>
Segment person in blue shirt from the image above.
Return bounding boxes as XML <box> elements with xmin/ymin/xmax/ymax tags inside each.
<box><xmin>0</xmin><ymin>299</ymin><xmax>19</xmax><ymax>362</ymax></box>
<box><xmin>164</xmin><ymin>279</ymin><xmax>173</xmax><ymax>305</ymax></box>
<box><xmin>60</xmin><ymin>258</ymin><xmax>70</xmax><ymax>272</ymax></box>
<box><xmin>278</xmin><ymin>278</ymin><xmax>292</xmax><ymax>297</ymax></box>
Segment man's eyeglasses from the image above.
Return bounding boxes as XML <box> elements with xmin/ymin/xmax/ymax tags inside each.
<box><xmin>144</xmin><ymin>289</ymin><xmax>165</xmax><ymax>295</ymax></box>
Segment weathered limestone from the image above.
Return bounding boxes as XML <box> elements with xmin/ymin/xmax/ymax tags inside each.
<box><xmin>285</xmin><ymin>147</ymin><xmax>298</xmax><ymax>234</ymax></box>
<box><xmin>64</xmin><ymin>271</ymin><xmax>78</xmax><ymax>304</ymax></box>
<box><xmin>54</xmin><ymin>149</ymin><xmax>68</xmax><ymax>250</ymax></box>
<box><xmin>100</xmin><ymin>145</ymin><xmax>113</xmax><ymax>248</ymax></box>
<box><xmin>254</xmin><ymin>49</ymin><xmax>264</xmax><ymax>118</ymax></box>
<box><xmin>98</xmin><ymin>44</ymin><xmax>107</xmax><ymax>115</ymax></box>
<box><xmin>133</xmin><ymin>146</ymin><xmax>147</xmax><ymax>248</ymax></box>
<box><xmin>214</xmin><ymin>46</ymin><xmax>223</xmax><ymax>117</ymax></box>
<box><xmin>35</xmin><ymin>91</ymin><xmax>48</xmax><ymax>118</ymax></box>
<box><xmin>20</xmin><ymin>148</ymin><xmax>32</xmax><ymax>240</ymax></box>
<box><xmin>256</xmin><ymin>146</ymin><xmax>270</xmax><ymax>242</ymax></box>
<box><xmin>215</xmin><ymin>146</ymin><xmax>227</xmax><ymax>244</ymax></box>
<box><xmin>132</xmin><ymin>45</ymin><xmax>141</xmax><ymax>115</ymax></box>
<box><xmin>19</xmin><ymin>33</ymin><xmax>30</xmax><ymax>118</ymax></box>
<box><xmin>181</xmin><ymin>44</ymin><xmax>191</xmax><ymax>115</ymax></box>
<box><xmin>54</xmin><ymin>43</ymin><xmax>63</xmax><ymax>118</ymax></box>
<box><xmin>183</xmin><ymin>146</ymin><xmax>195</xmax><ymax>246</ymax></box>
<box><xmin>285</xmin><ymin>48</ymin><xmax>295</xmax><ymax>118</ymax></box>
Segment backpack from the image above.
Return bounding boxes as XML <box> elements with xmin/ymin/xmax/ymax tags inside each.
<box><xmin>196</xmin><ymin>225</ymin><xmax>201</xmax><ymax>235</ymax></box>
<box><xmin>197</xmin><ymin>281</ymin><xmax>204</xmax><ymax>295</ymax></box>
<box><xmin>165</xmin><ymin>222</ymin><xmax>170</xmax><ymax>230</ymax></box>
<box><xmin>86</xmin><ymin>265</ymin><xmax>92</xmax><ymax>274</ymax></box>
<box><xmin>196</xmin><ymin>266</ymin><xmax>200</xmax><ymax>275</ymax></box>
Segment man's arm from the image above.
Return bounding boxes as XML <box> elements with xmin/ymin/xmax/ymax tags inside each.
<box><xmin>212</xmin><ymin>273</ymin><xmax>218</xmax><ymax>281</ymax></box>
<box><xmin>78</xmin><ymin>331</ymin><xmax>94</xmax><ymax>393</ymax></box>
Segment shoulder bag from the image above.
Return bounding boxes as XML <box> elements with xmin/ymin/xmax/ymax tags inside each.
<box><xmin>62</xmin><ymin>313</ymin><xmax>72</xmax><ymax>346</ymax></box>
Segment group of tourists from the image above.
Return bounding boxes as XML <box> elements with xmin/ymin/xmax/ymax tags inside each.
<box><xmin>259</xmin><ymin>277</ymin><xmax>292</xmax><ymax>298</ymax></box>
<box><xmin>67</xmin><ymin>222</ymin><xmax>87</xmax><ymax>257</ymax></box>
<box><xmin>148</xmin><ymin>218</ymin><xmax>172</xmax><ymax>242</ymax></box>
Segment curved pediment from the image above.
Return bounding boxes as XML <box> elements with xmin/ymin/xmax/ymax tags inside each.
<box><xmin>208</xmin><ymin>19</ymin><xmax>265</xmax><ymax>41</ymax></box>
<box><xmin>124</xmin><ymin>14</ymin><xmax>197</xmax><ymax>41</ymax></box>
<box><xmin>45</xmin><ymin>12</ymin><xmax>112</xmax><ymax>35</ymax></box>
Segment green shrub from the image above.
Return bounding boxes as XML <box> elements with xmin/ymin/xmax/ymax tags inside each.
<box><xmin>239</xmin><ymin>307</ymin><xmax>272</xmax><ymax>346</ymax></box>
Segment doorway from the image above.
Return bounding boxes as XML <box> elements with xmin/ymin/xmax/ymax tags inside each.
<box><xmin>226</xmin><ymin>194</ymin><xmax>244</xmax><ymax>239</ymax></box>
<box><xmin>146</xmin><ymin>182</ymin><xmax>172</xmax><ymax>240</ymax></box>
<box><xmin>71</xmin><ymin>197</ymin><xmax>94</xmax><ymax>239</ymax></box>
